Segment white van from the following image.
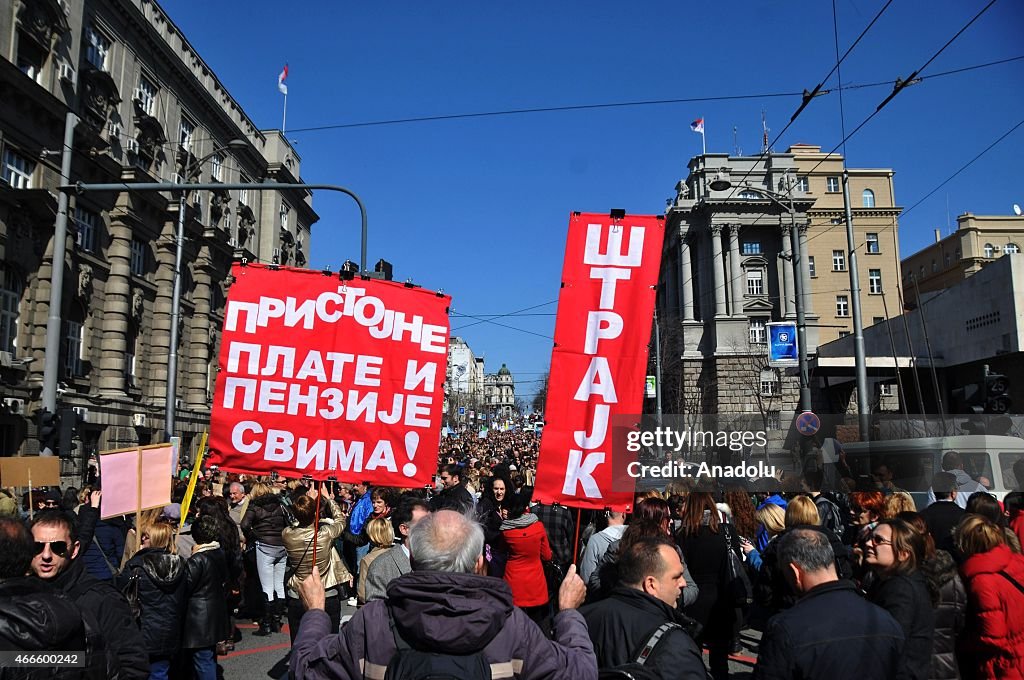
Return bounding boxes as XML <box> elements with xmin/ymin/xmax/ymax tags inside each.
<box><xmin>839</xmin><ymin>434</ymin><xmax>1024</xmax><ymax>508</ymax></box>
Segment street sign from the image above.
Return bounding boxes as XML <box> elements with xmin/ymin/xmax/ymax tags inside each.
<box><xmin>645</xmin><ymin>375</ymin><xmax>657</xmax><ymax>398</ymax></box>
<box><xmin>795</xmin><ymin>411</ymin><xmax>821</xmax><ymax>437</ymax></box>
<box><xmin>458</xmin><ymin>406</ymin><xmax>465</xmax><ymax>415</ymax></box>
<box><xmin>767</xmin><ymin>322</ymin><xmax>798</xmax><ymax>366</ymax></box>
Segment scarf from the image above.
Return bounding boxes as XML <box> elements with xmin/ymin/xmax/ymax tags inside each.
<box><xmin>501</xmin><ymin>513</ymin><xmax>538</xmax><ymax>531</ymax></box>
<box><xmin>191</xmin><ymin>541</ymin><xmax>221</xmax><ymax>555</ymax></box>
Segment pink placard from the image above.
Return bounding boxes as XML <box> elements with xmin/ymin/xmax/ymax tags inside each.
<box><xmin>99</xmin><ymin>444</ymin><xmax>174</xmax><ymax>519</ymax></box>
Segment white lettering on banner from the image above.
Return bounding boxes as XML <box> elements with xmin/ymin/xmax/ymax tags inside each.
<box><xmin>584</xmin><ymin>311</ymin><xmax>623</xmax><ymax>354</ymax></box>
<box><xmin>262</xmin><ymin>347</ymin><xmax>296</xmax><ymax>376</ymax></box>
<box><xmin>583</xmin><ymin>224</ymin><xmax>645</xmax><ymax>267</ymax></box>
<box><xmin>224</xmin><ymin>288</ymin><xmax>447</xmax><ymax>353</ymax></box>
<box><xmin>257</xmin><ymin>380</ymin><xmax>288</xmax><ymax>413</ymax></box>
<box><xmin>590</xmin><ymin>268</ymin><xmax>632</xmax><ymax>309</ymax></box>
<box><xmin>295</xmin><ymin>351</ymin><xmax>328</xmax><ymax>382</ymax></box>
<box><xmin>319</xmin><ymin>388</ymin><xmax>344</xmax><ymax>420</ymax></box>
<box><xmin>287</xmin><ymin>384</ymin><xmax>319</xmax><ymax>417</ymax></box>
<box><xmin>404</xmin><ymin>395</ymin><xmax>432</xmax><ymax>428</ymax></box>
<box><xmin>227</xmin><ymin>342</ymin><xmax>261</xmax><ymax>374</ymax></box>
<box><xmin>574</xmin><ymin>357</ymin><xmax>618</xmax><ymax>403</ymax></box>
<box><xmin>354</xmin><ymin>355</ymin><xmax>383</xmax><ymax>387</ymax></box>
<box><xmin>232</xmin><ymin>421</ymin><xmax>262</xmax><ymax>453</ymax></box>
<box><xmin>330</xmin><ymin>440</ymin><xmax>364</xmax><ymax>473</ymax></box>
<box><xmin>574</xmin><ymin>403</ymin><xmax>610</xmax><ymax>449</ymax></box>
<box><xmin>325</xmin><ymin>353</ymin><xmax>355</xmax><ymax>382</ymax></box>
<box><xmin>266</xmin><ymin>429</ymin><xmax>294</xmax><ymax>461</ymax></box>
<box><xmin>562</xmin><ymin>449</ymin><xmax>605</xmax><ymax>497</ymax></box>
<box><xmin>367</xmin><ymin>440</ymin><xmax>398</xmax><ymax>472</ymax></box>
<box><xmin>404</xmin><ymin>361</ymin><xmax>436</xmax><ymax>391</ymax></box>
<box><xmin>223</xmin><ymin>378</ymin><xmax>257</xmax><ymax>410</ymax></box>
<box><xmin>297</xmin><ymin>438</ymin><xmax>326</xmax><ymax>470</ymax></box>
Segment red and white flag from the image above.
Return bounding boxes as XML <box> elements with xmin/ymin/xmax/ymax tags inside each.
<box><xmin>277</xmin><ymin>64</ymin><xmax>289</xmax><ymax>95</ymax></box>
<box><xmin>690</xmin><ymin>118</ymin><xmax>704</xmax><ymax>134</ymax></box>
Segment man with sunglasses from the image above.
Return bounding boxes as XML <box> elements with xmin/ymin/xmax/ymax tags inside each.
<box><xmin>29</xmin><ymin>510</ymin><xmax>148</xmax><ymax>680</ymax></box>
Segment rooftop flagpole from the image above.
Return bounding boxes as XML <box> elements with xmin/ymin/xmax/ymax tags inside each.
<box><xmin>278</xmin><ymin>64</ymin><xmax>289</xmax><ymax>132</ymax></box>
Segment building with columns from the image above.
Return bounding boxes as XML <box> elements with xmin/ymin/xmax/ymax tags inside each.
<box><xmin>484</xmin><ymin>363</ymin><xmax>515</xmax><ymax>419</ymax></box>
<box><xmin>659</xmin><ymin>147</ymin><xmax>901</xmax><ymax>424</ymax></box>
<box><xmin>0</xmin><ymin>0</ymin><xmax>317</xmax><ymax>472</ymax></box>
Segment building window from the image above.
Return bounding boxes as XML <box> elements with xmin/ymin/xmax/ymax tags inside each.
<box><xmin>62</xmin><ymin>320</ymin><xmax>84</xmax><ymax>378</ymax></box>
<box><xmin>984</xmin><ymin>243</ymin><xmax>994</xmax><ymax>258</ymax></box>
<box><xmin>932</xmin><ymin>260</ymin><xmax>937</xmax><ymax>272</ymax></box>
<box><xmin>746</xmin><ymin>270</ymin><xmax>764</xmax><ymax>296</ymax></box>
<box><xmin>873</xmin><ymin>316</ymin><xmax>885</xmax><ymax>325</ymax></box>
<box><xmin>765</xmin><ymin>410</ymin><xmax>781</xmax><ymax>430</ymax></box>
<box><xmin>280</xmin><ymin>203</ymin><xmax>290</xmax><ymax>231</ymax></box>
<box><xmin>135</xmin><ymin>74</ymin><xmax>158</xmax><ymax>116</ymax></box>
<box><xmin>738</xmin><ymin>190</ymin><xmax>761</xmax><ymax>200</ymax></box>
<box><xmin>0</xmin><ymin>267</ymin><xmax>23</xmax><ymax>354</ymax></box>
<box><xmin>16</xmin><ymin>31</ymin><xmax>46</xmax><ymax>82</ymax></box>
<box><xmin>808</xmin><ymin>256</ymin><xmax>816</xmax><ymax>278</ymax></box>
<box><xmin>869</xmin><ymin>269</ymin><xmax>882</xmax><ymax>294</ymax></box>
<box><xmin>760</xmin><ymin>368</ymin><xmax>779</xmax><ymax>396</ymax></box>
<box><xmin>944</xmin><ymin>253</ymin><xmax>951</xmax><ymax>268</ymax></box>
<box><xmin>836</xmin><ymin>295</ymin><xmax>850</xmax><ymax>317</ymax></box>
<box><xmin>741</xmin><ymin>241</ymin><xmax>761</xmax><ymax>255</ymax></box>
<box><xmin>826</xmin><ymin>176</ymin><xmax>840</xmax><ymax>193</ymax></box>
<box><xmin>85</xmin><ymin>25</ymin><xmax>111</xmax><ymax>71</ymax></box>
<box><xmin>211</xmin><ymin>154</ymin><xmax>223</xmax><ymax>182</ymax></box>
<box><xmin>796</xmin><ymin>176</ymin><xmax>809</xmax><ymax>192</ymax></box>
<box><xmin>238</xmin><ymin>177</ymin><xmax>250</xmax><ymax>207</ymax></box>
<box><xmin>74</xmin><ymin>206</ymin><xmax>99</xmax><ymax>253</ymax></box>
<box><xmin>1005</xmin><ymin>243</ymin><xmax>1020</xmax><ymax>254</ymax></box>
<box><xmin>879</xmin><ymin>382</ymin><xmax>894</xmax><ymax>396</ymax></box>
<box><xmin>749</xmin><ymin>318</ymin><xmax>767</xmax><ymax>344</ymax></box>
<box><xmin>955</xmin><ymin>247</ymin><xmax>961</xmax><ymax>260</ymax></box>
<box><xmin>2</xmin><ymin>148</ymin><xmax>35</xmax><ymax>189</ymax></box>
<box><xmin>866</xmin><ymin>233</ymin><xmax>880</xmax><ymax>253</ymax></box>
<box><xmin>129</xmin><ymin>238</ymin><xmax>146</xmax><ymax>276</ymax></box>
<box><xmin>125</xmin><ymin>326</ymin><xmax>138</xmax><ymax>388</ymax></box>
<box><xmin>832</xmin><ymin>250</ymin><xmax>846</xmax><ymax>271</ymax></box>
<box><xmin>179</xmin><ymin>116</ymin><xmax>195</xmax><ymax>152</ymax></box>
<box><xmin>839</xmin><ymin>331</ymin><xmax>852</xmax><ymax>338</ymax></box>
<box><xmin>862</xmin><ymin>189</ymin><xmax>875</xmax><ymax>208</ymax></box>
<box><xmin>919</xmin><ymin>265</ymin><xmax>925</xmax><ymax>278</ymax></box>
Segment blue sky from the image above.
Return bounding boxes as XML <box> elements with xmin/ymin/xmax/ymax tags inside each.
<box><xmin>162</xmin><ymin>0</ymin><xmax>1023</xmax><ymax>403</ymax></box>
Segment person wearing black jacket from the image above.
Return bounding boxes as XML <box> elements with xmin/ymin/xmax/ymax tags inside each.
<box><xmin>183</xmin><ymin>515</ymin><xmax>232</xmax><ymax>680</ymax></box>
<box><xmin>28</xmin><ymin>510</ymin><xmax>147</xmax><ymax>680</ymax></box>
<box><xmin>0</xmin><ymin>517</ymin><xmax>108</xmax><ymax>680</ymax></box>
<box><xmin>754</xmin><ymin>528</ymin><xmax>904</xmax><ymax>680</ymax></box>
<box><xmin>240</xmin><ymin>482</ymin><xmax>288</xmax><ymax>635</ymax></box>
<box><xmin>581</xmin><ymin>537</ymin><xmax>708</xmax><ymax>680</ymax></box>
<box><xmin>476</xmin><ymin>474</ymin><xmax>511</xmax><ymax>577</ymax></box>
<box><xmin>117</xmin><ymin>520</ymin><xmax>187</xmax><ymax>680</ymax></box>
<box><xmin>920</xmin><ymin>472</ymin><xmax>965</xmax><ymax>554</ymax></box>
<box><xmin>431</xmin><ymin>463</ymin><xmax>475</xmax><ymax>513</ymax></box>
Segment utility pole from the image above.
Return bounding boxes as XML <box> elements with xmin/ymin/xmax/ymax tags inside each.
<box><xmin>40</xmin><ymin>110</ymin><xmax>79</xmax><ymax>454</ymax></box>
<box><xmin>786</xmin><ymin>177</ymin><xmax>812</xmax><ymax>413</ymax></box>
<box><xmin>654</xmin><ymin>308</ymin><xmax>662</xmax><ymax>420</ymax></box>
<box><xmin>841</xmin><ymin>170</ymin><xmax>870</xmax><ymax>441</ymax></box>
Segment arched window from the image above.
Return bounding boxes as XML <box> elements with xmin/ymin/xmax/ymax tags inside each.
<box><xmin>862</xmin><ymin>189</ymin><xmax>875</xmax><ymax>208</ymax></box>
<box><xmin>1005</xmin><ymin>243</ymin><xmax>1019</xmax><ymax>254</ymax></box>
<box><xmin>984</xmin><ymin>243</ymin><xmax>994</xmax><ymax>258</ymax></box>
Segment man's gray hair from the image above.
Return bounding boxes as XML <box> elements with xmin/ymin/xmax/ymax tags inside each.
<box><xmin>229</xmin><ymin>482</ymin><xmax>244</xmax><ymax>493</ymax></box>
<box><xmin>407</xmin><ymin>510</ymin><xmax>484</xmax><ymax>573</ymax></box>
<box><xmin>776</xmin><ymin>527</ymin><xmax>836</xmax><ymax>573</ymax></box>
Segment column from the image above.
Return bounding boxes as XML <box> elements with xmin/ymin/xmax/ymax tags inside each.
<box><xmin>728</xmin><ymin>224</ymin><xmax>744</xmax><ymax>317</ymax></box>
<box><xmin>799</xmin><ymin>224</ymin><xmax>814</xmax><ymax>314</ymax></box>
<box><xmin>187</xmin><ymin>251</ymin><xmax>215</xmax><ymax>409</ymax></box>
<box><xmin>679</xmin><ymin>235</ymin><xmax>695</xmax><ymax>321</ymax></box>
<box><xmin>780</xmin><ymin>222</ymin><xmax>794</xmax><ymax>317</ymax></box>
<box><xmin>711</xmin><ymin>224</ymin><xmax>727</xmax><ymax>317</ymax></box>
<box><xmin>98</xmin><ymin>214</ymin><xmax>132</xmax><ymax>394</ymax></box>
<box><xmin>150</xmin><ymin>212</ymin><xmax>179</xmax><ymax>403</ymax></box>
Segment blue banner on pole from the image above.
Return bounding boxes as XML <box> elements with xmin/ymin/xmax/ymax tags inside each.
<box><xmin>768</xmin><ymin>322</ymin><xmax>798</xmax><ymax>366</ymax></box>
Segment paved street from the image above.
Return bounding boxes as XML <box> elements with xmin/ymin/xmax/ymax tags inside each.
<box><xmin>218</xmin><ymin>605</ymin><xmax>759</xmax><ymax>679</ymax></box>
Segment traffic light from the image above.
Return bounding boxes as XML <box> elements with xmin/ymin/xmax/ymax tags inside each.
<box><xmin>36</xmin><ymin>409</ymin><xmax>58</xmax><ymax>455</ymax></box>
<box><xmin>983</xmin><ymin>372</ymin><xmax>1011</xmax><ymax>414</ymax></box>
<box><xmin>57</xmin><ymin>408</ymin><xmax>80</xmax><ymax>458</ymax></box>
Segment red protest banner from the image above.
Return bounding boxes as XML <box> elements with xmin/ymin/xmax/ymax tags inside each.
<box><xmin>533</xmin><ymin>212</ymin><xmax>663</xmax><ymax>511</ymax></box>
<box><xmin>208</xmin><ymin>263</ymin><xmax>450</xmax><ymax>486</ymax></box>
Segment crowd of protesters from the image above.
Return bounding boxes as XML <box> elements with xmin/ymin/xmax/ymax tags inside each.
<box><xmin>1</xmin><ymin>430</ymin><xmax>1024</xmax><ymax>679</ymax></box>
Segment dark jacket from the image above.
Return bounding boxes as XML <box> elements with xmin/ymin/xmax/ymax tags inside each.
<box><xmin>676</xmin><ymin>517</ymin><xmax>736</xmax><ymax>641</ymax></box>
<box><xmin>80</xmin><ymin>516</ymin><xmax>128</xmax><ymax>582</ymax></box>
<box><xmin>241</xmin><ymin>494</ymin><xmax>287</xmax><ymax>547</ymax></box>
<box><xmin>867</xmin><ymin>571</ymin><xmax>936</xmax><ymax>680</ymax></box>
<box><xmin>290</xmin><ymin>570</ymin><xmax>598</xmax><ymax>680</ymax></box>
<box><xmin>920</xmin><ymin>550</ymin><xmax>965</xmax><ymax>680</ymax></box>
<box><xmin>182</xmin><ymin>544</ymin><xmax>232</xmax><ymax>649</ymax></box>
<box><xmin>117</xmin><ymin>547</ymin><xmax>187</xmax><ymax>657</ymax></box>
<box><xmin>51</xmin><ymin>554</ymin><xmax>148</xmax><ymax>680</ymax></box>
<box><xmin>0</xmin><ymin>576</ymin><xmax>107</xmax><ymax>680</ymax></box>
<box><xmin>430</xmin><ymin>484</ymin><xmax>474</xmax><ymax>513</ymax></box>
<box><xmin>920</xmin><ymin>501</ymin><xmax>965</xmax><ymax>555</ymax></box>
<box><xmin>580</xmin><ymin>587</ymin><xmax>708</xmax><ymax>679</ymax></box>
<box><xmin>753</xmin><ymin>579</ymin><xmax>904</xmax><ymax>680</ymax></box>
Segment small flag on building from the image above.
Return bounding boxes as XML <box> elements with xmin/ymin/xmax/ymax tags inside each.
<box><xmin>690</xmin><ymin>118</ymin><xmax>704</xmax><ymax>134</ymax></box>
<box><xmin>277</xmin><ymin>64</ymin><xmax>289</xmax><ymax>95</ymax></box>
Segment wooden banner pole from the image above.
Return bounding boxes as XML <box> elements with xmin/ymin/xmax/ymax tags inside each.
<box><xmin>28</xmin><ymin>470</ymin><xmax>33</xmax><ymax>521</ymax></box>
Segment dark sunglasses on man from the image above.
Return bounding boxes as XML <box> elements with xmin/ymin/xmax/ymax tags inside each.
<box><xmin>34</xmin><ymin>540</ymin><xmax>69</xmax><ymax>557</ymax></box>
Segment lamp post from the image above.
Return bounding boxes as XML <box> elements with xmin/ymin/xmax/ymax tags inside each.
<box><xmin>63</xmin><ymin>179</ymin><xmax>370</xmax><ymax>442</ymax></box>
<box><xmin>167</xmin><ymin>139</ymin><xmax>247</xmax><ymax>440</ymax></box>
<box><xmin>708</xmin><ymin>173</ymin><xmax>812</xmax><ymax>412</ymax></box>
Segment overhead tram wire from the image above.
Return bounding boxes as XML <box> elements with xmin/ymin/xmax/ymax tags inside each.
<box><xmin>450</xmin><ymin>300</ymin><xmax>558</xmax><ymax>332</ymax></box>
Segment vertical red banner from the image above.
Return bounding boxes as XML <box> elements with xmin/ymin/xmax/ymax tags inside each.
<box><xmin>534</xmin><ymin>212</ymin><xmax>664</xmax><ymax>511</ymax></box>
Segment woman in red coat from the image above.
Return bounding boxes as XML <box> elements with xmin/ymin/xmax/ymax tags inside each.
<box><xmin>956</xmin><ymin>514</ymin><xmax>1024</xmax><ymax>679</ymax></box>
<box><xmin>501</xmin><ymin>492</ymin><xmax>552</xmax><ymax>623</ymax></box>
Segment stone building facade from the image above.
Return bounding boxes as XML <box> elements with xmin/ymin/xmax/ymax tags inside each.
<box><xmin>0</xmin><ymin>0</ymin><xmax>317</xmax><ymax>472</ymax></box>
<box><xmin>484</xmin><ymin>363</ymin><xmax>515</xmax><ymax>419</ymax></box>
<box><xmin>659</xmin><ymin>146</ymin><xmax>902</xmax><ymax>425</ymax></box>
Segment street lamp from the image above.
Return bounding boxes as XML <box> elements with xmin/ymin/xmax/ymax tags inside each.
<box><xmin>166</xmin><ymin>139</ymin><xmax>248</xmax><ymax>440</ymax></box>
<box><xmin>707</xmin><ymin>174</ymin><xmax>812</xmax><ymax>412</ymax></box>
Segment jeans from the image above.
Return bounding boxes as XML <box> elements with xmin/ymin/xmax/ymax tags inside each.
<box><xmin>256</xmin><ymin>542</ymin><xmax>287</xmax><ymax>600</ymax></box>
<box><xmin>286</xmin><ymin>590</ymin><xmax>340</xmax><ymax>644</ymax></box>
<box><xmin>191</xmin><ymin>647</ymin><xmax>217</xmax><ymax>680</ymax></box>
<box><xmin>148</xmin><ymin>657</ymin><xmax>171</xmax><ymax>680</ymax></box>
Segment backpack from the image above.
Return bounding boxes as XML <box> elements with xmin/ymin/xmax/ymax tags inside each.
<box><xmin>383</xmin><ymin>610</ymin><xmax>491</xmax><ymax>680</ymax></box>
<box><xmin>598</xmin><ymin>622</ymin><xmax>682</xmax><ymax>680</ymax></box>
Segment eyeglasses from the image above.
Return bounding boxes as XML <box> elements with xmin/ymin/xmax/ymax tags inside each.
<box><xmin>866</xmin><ymin>534</ymin><xmax>892</xmax><ymax>546</ymax></box>
<box><xmin>42</xmin><ymin>501</ymin><xmax>60</xmax><ymax>507</ymax></box>
<box><xmin>34</xmin><ymin>540</ymin><xmax>69</xmax><ymax>557</ymax></box>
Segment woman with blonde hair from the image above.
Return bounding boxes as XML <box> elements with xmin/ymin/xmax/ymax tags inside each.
<box><xmin>357</xmin><ymin>517</ymin><xmax>395</xmax><ymax>605</ymax></box>
<box><xmin>784</xmin><ymin>495</ymin><xmax>820</xmax><ymax>529</ymax></box>
<box><xmin>118</xmin><ymin>518</ymin><xmax>187</xmax><ymax>679</ymax></box>
<box><xmin>883</xmin><ymin>491</ymin><xmax>916</xmax><ymax>519</ymax></box>
<box><xmin>955</xmin><ymin>514</ymin><xmax>1024</xmax><ymax>678</ymax></box>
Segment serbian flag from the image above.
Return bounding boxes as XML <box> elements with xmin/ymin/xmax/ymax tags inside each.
<box><xmin>690</xmin><ymin>118</ymin><xmax>704</xmax><ymax>134</ymax></box>
<box><xmin>277</xmin><ymin>64</ymin><xmax>289</xmax><ymax>95</ymax></box>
